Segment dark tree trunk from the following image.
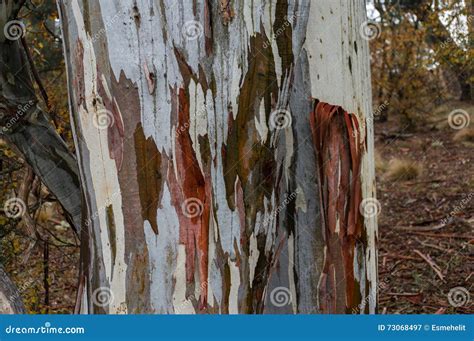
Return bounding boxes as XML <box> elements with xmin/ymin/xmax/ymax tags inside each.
<box><xmin>0</xmin><ymin>0</ymin><xmax>82</xmax><ymax>232</ymax></box>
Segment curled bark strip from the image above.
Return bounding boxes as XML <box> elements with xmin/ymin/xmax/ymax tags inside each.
<box><xmin>310</xmin><ymin>100</ymin><xmax>364</xmax><ymax>313</ymax></box>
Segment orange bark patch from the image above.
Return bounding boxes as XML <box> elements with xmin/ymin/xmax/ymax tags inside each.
<box><xmin>310</xmin><ymin>101</ymin><xmax>364</xmax><ymax>313</ymax></box>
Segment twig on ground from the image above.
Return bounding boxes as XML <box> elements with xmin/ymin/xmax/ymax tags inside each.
<box><xmin>413</xmin><ymin>249</ymin><xmax>445</xmax><ymax>281</ymax></box>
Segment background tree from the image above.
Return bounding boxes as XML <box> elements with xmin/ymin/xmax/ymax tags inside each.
<box><xmin>0</xmin><ymin>0</ymin><xmax>81</xmax><ymax>313</ymax></box>
<box><xmin>370</xmin><ymin>0</ymin><xmax>473</xmax><ymax>128</ymax></box>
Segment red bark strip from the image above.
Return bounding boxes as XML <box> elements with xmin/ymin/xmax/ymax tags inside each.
<box><xmin>310</xmin><ymin>100</ymin><xmax>364</xmax><ymax>313</ymax></box>
<box><xmin>169</xmin><ymin>87</ymin><xmax>210</xmax><ymax>311</ymax></box>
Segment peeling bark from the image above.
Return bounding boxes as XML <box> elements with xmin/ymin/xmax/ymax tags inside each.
<box><xmin>58</xmin><ymin>0</ymin><xmax>377</xmax><ymax>314</ymax></box>
<box><xmin>310</xmin><ymin>101</ymin><xmax>364</xmax><ymax>313</ymax></box>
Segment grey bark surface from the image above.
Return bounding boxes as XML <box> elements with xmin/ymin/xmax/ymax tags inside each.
<box><xmin>0</xmin><ymin>266</ymin><xmax>25</xmax><ymax>314</ymax></box>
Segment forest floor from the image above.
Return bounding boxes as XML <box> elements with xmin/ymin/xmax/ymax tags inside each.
<box><xmin>375</xmin><ymin>102</ymin><xmax>473</xmax><ymax>314</ymax></box>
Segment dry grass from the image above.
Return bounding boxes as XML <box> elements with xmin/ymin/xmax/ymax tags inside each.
<box><xmin>453</xmin><ymin>128</ymin><xmax>474</xmax><ymax>143</ymax></box>
<box><xmin>375</xmin><ymin>150</ymin><xmax>388</xmax><ymax>175</ymax></box>
<box><xmin>385</xmin><ymin>158</ymin><xmax>422</xmax><ymax>181</ymax></box>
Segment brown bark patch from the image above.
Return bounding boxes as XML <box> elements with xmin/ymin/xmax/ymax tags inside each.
<box><xmin>219</xmin><ymin>0</ymin><xmax>234</xmax><ymax>24</ymax></box>
<box><xmin>73</xmin><ymin>39</ymin><xmax>85</xmax><ymax>108</ymax></box>
<box><xmin>105</xmin><ymin>205</ymin><xmax>117</xmax><ymax>273</ymax></box>
<box><xmin>134</xmin><ymin>123</ymin><xmax>163</xmax><ymax>235</ymax></box>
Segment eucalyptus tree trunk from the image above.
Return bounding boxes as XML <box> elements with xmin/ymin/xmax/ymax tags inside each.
<box><xmin>0</xmin><ymin>267</ymin><xmax>25</xmax><ymax>314</ymax></box>
<box><xmin>59</xmin><ymin>0</ymin><xmax>377</xmax><ymax>314</ymax></box>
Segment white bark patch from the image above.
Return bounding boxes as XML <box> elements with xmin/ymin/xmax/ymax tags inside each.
<box><xmin>211</xmin><ymin>165</ymin><xmax>241</xmax><ymax>256</ymax></box>
<box><xmin>230</xmin><ymin>55</ymin><xmax>242</xmax><ymax>118</ymax></box>
<box><xmin>243</xmin><ymin>2</ymin><xmax>254</xmax><ymax>37</ymax></box>
<box><xmin>228</xmin><ymin>259</ymin><xmax>241</xmax><ymax>314</ymax></box>
<box><xmin>207</xmin><ymin>211</ymin><xmax>217</xmax><ymax>308</ymax></box>
<box><xmin>172</xmin><ymin>245</ymin><xmax>196</xmax><ymax>314</ymax></box>
<box><xmin>189</xmin><ymin>79</ymin><xmax>208</xmax><ymax>173</ymax></box>
<box><xmin>255</xmin><ymin>98</ymin><xmax>269</xmax><ymax>143</ymax></box>
<box><xmin>249</xmin><ymin>233</ymin><xmax>260</xmax><ymax>288</ymax></box>
<box><xmin>354</xmin><ymin>243</ymin><xmax>367</xmax><ymax>313</ymax></box>
<box><xmin>81</xmin><ymin>281</ymin><xmax>88</xmax><ymax>314</ymax></box>
<box><xmin>0</xmin><ymin>292</ymin><xmax>14</xmax><ymax>314</ymax></box>
<box><xmin>71</xmin><ymin>0</ymin><xmax>127</xmax><ymax>314</ymax></box>
<box><xmin>264</xmin><ymin>191</ymin><xmax>277</xmax><ymax>253</ymax></box>
<box><xmin>145</xmin><ymin>184</ymin><xmax>180</xmax><ymax>313</ymax></box>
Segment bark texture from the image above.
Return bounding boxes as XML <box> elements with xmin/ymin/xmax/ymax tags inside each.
<box><xmin>59</xmin><ymin>0</ymin><xmax>377</xmax><ymax>314</ymax></box>
<box><xmin>0</xmin><ymin>266</ymin><xmax>25</xmax><ymax>314</ymax></box>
